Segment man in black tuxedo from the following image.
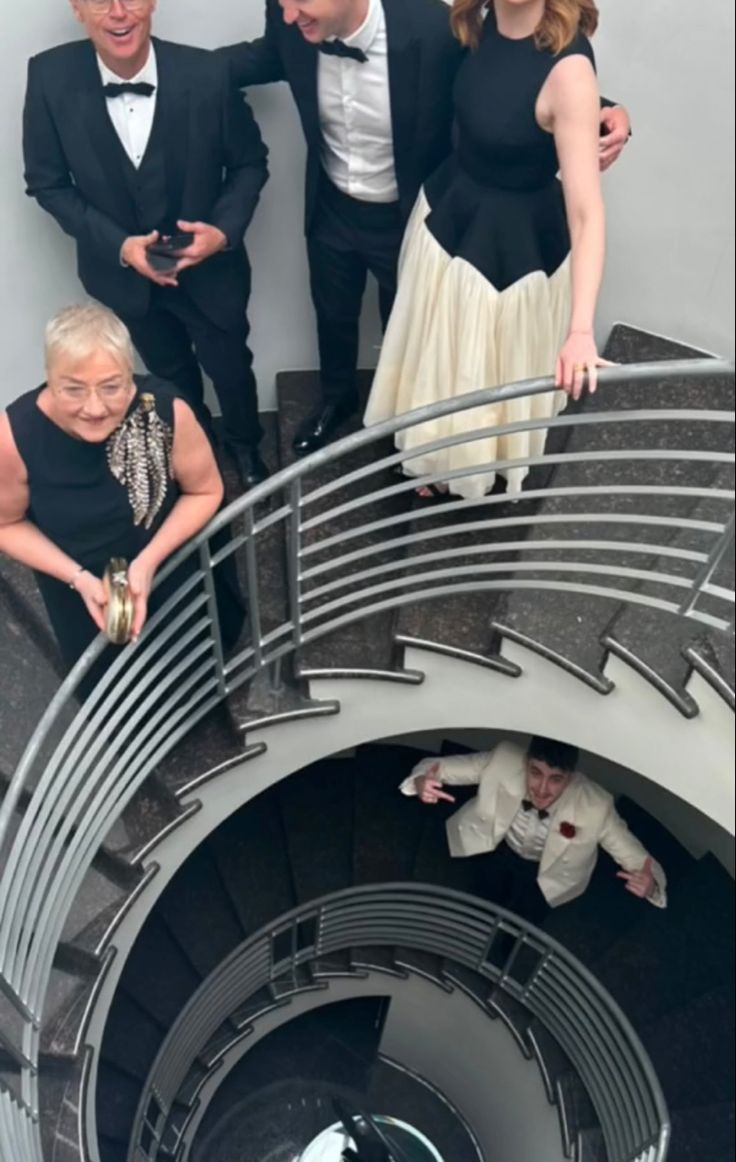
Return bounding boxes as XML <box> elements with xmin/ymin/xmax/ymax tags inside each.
<box><xmin>222</xmin><ymin>0</ymin><xmax>631</xmax><ymax>457</ymax></box>
<box><xmin>23</xmin><ymin>0</ymin><xmax>270</xmax><ymax>490</ymax></box>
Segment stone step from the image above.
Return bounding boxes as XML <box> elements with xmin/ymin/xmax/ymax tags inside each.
<box><xmin>276</xmin><ymin>369</ymin><xmax>412</xmax><ymax>672</ymax></box>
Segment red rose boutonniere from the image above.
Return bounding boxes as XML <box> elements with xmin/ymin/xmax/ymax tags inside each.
<box><xmin>560</xmin><ymin>821</ymin><xmax>577</xmax><ymax>839</ymax></box>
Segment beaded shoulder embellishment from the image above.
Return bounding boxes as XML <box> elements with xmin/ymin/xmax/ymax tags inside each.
<box><xmin>106</xmin><ymin>393</ymin><xmax>174</xmax><ymax>529</ymax></box>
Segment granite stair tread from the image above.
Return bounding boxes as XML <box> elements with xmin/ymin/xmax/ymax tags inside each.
<box><xmin>591</xmin><ymin>854</ymin><xmax>734</xmax><ymax>1027</ymax></box>
<box><xmin>352</xmin><ymin>743</ymin><xmax>432</xmax><ymax>885</ymax></box>
<box><xmin>276</xmin><ymin>369</ymin><xmax>412</xmax><ymax>672</ymax></box>
<box><xmin>639</xmin><ymin>981</ymin><xmax>735</xmax><ymax>1110</ymax></box>
<box><xmin>208</xmin><ymin>786</ymin><xmax>296</xmax><ymax>935</ymax></box>
<box><xmin>489</xmin><ymin>325</ymin><xmax>734</xmax><ymax>694</ymax></box>
<box><xmin>278</xmin><ymin>756</ymin><xmax>356</xmax><ymax>902</ymax></box>
<box><xmin>667</xmin><ymin>1100</ymin><xmax>735</xmax><ymax>1162</ymax></box>
<box><xmin>156</xmin><ymin>840</ymin><xmax>247</xmax><ymax>977</ymax></box>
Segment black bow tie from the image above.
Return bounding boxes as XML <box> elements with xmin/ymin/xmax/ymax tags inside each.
<box><xmin>522</xmin><ymin>799</ymin><xmax>549</xmax><ymax>821</ymax></box>
<box><xmin>319</xmin><ymin>39</ymin><xmax>368</xmax><ymax>63</ymax></box>
<box><xmin>102</xmin><ymin>81</ymin><xmax>156</xmax><ymax>98</ymax></box>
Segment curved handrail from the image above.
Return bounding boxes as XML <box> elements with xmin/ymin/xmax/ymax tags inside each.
<box><xmin>0</xmin><ymin>360</ymin><xmax>733</xmax><ymax>1162</ymax></box>
<box><xmin>127</xmin><ymin>885</ymin><xmax>670</xmax><ymax>1162</ymax></box>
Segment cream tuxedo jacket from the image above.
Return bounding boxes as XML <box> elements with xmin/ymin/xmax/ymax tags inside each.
<box><xmin>401</xmin><ymin>742</ymin><xmax>667</xmax><ymax>909</ymax></box>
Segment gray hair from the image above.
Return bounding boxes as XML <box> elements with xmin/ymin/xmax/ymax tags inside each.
<box><xmin>44</xmin><ymin>304</ymin><xmax>135</xmax><ymax>372</ymax></box>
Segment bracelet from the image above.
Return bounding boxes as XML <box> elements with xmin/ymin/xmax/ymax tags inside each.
<box><xmin>68</xmin><ymin>565</ymin><xmax>86</xmax><ymax>591</ymax></box>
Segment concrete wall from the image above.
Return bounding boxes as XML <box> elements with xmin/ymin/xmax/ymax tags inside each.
<box><xmin>1</xmin><ymin>0</ymin><xmax>733</xmax><ymax>413</ymax></box>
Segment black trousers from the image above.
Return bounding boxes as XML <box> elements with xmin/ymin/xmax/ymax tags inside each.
<box><xmin>307</xmin><ymin>174</ymin><xmax>405</xmax><ymax>408</ymax></box>
<box><xmin>473</xmin><ymin>842</ymin><xmax>551</xmax><ymax>928</ymax></box>
<box><xmin>122</xmin><ymin>285</ymin><xmax>262</xmax><ymax>449</ymax></box>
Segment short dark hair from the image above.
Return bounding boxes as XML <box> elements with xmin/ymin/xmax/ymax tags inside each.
<box><xmin>527</xmin><ymin>736</ymin><xmax>579</xmax><ymax>773</ymax></box>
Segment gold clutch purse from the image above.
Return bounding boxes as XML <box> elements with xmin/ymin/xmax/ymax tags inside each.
<box><xmin>103</xmin><ymin>558</ymin><xmax>135</xmax><ymax>645</ymax></box>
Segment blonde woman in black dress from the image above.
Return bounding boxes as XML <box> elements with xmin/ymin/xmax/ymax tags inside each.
<box><xmin>0</xmin><ymin>304</ymin><xmax>244</xmax><ymax>674</ymax></box>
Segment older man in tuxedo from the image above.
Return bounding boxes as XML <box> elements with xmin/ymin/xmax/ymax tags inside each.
<box><xmin>222</xmin><ymin>0</ymin><xmax>631</xmax><ymax>457</ymax></box>
<box><xmin>23</xmin><ymin>0</ymin><xmax>270</xmax><ymax>490</ymax></box>
<box><xmin>401</xmin><ymin>735</ymin><xmax>667</xmax><ymax>926</ymax></box>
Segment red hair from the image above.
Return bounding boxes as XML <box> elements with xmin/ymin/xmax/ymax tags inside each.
<box><xmin>451</xmin><ymin>0</ymin><xmax>599</xmax><ymax>54</ymax></box>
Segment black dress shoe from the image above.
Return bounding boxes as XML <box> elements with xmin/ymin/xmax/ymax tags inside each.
<box><xmin>292</xmin><ymin>402</ymin><xmax>358</xmax><ymax>457</ymax></box>
<box><xmin>225</xmin><ymin>444</ymin><xmax>270</xmax><ymax>491</ymax></box>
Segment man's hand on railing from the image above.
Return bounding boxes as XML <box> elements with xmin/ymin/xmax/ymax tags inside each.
<box><xmin>416</xmin><ymin>763</ymin><xmax>457</xmax><ymax>805</ymax></box>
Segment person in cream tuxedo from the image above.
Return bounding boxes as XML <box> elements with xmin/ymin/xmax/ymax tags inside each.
<box><xmin>401</xmin><ymin>735</ymin><xmax>667</xmax><ymax>926</ymax></box>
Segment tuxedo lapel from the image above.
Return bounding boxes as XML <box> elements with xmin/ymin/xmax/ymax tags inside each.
<box><xmin>493</xmin><ymin>779</ymin><xmax>523</xmax><ymax>845</ymax></box>
<box><xmin>150</xmin><ymin>40</ymin><xmax>189</xmax><ymax>220</ymax></box>
<box><xmin>539</xmin><ymin>781</ymin><xmax>580</xmax><ymax>876</ymax></box>
<box><xmin>75</xmin><ymin>43</ymin><xmax>138</xmax><ymax>223</ymax></box>
<box><xmin>382</xmin><ymin>0</ymin><xmax>420</xmax><ymax>199</ymax></box>
<box><xmin>283</xmin><ymin>26</ymin><xmax>321</xmax><ymax>146</ymax></box>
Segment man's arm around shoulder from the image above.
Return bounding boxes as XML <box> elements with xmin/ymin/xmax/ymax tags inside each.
<box><xmin>208</xmin><ymin>58</ymin><xmax>269</xmax><ymax>248</ymax></box>
<box><xmin>218</xmin><ymin>0</ymin><xmax>286</xmax><ymax>89</ymax></box>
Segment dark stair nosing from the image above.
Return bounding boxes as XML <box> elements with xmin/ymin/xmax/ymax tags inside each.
<box><xmin>683</xmin><ymin>643</ymin><xmax>735</xmax><ymax>710</ymax></box>
<box><xmin>297</xmin><ymin>664</ymin><xmax>425</xmax><ymax>684</ymax></box>
<box><xmin>52</xmin><ymin>943</ymin><xmax>102</xmax><ymax>981</ymax></box>
<box><xmin>526</xmin><ymin>1020</ymin><xmax>575</xmax><ymax>1107</ymax></box>
<box><xmin>232</xmin><ymin>698</ymin><xmax>342</xmax><ymax>737</ymax></box>
<box><xmin>130</xmin><ymin>802</ymin><xmax>202</xmax><ymax>867</ymax></box>
<box><xmin>601</xmin><ymin>634</ymin><xmax>700</xmax><ymax>718</ymax></box>
<box><xmin>230</xmin><ymin>992</ymin><xmax>292</xmax><ymax>1032</ymax></box>
<box><xmin>487</xmin><ymin>991</ymin><xmax>533</xmax><ymax>1059</ymax></box>
<box><xmin>173</xmin><ymin>742</ymin><xmax>267</xmax><ymax>802</ymax></box>
<box><xmin>392</xmin><ymin>947</ymin><xmax>454</xmax><ymax>992</ymax></box>
<box><xmin>96</xmin><ymin>862</ymin><xmax>160</xmax><ymax>958</ymax></box>
<box><xmin>492</xmin><ymin>620</ymin><xmax>615</xmax><ymax>694</ymax></box>
<box><xmin>556</xmin><ymin>1072</ymin><xmax>599</xmax><ymax>1159</ymax></box>
<box><xmin>350</xmin><ymin>946</ymin><xmax>408</xmax><ymax>978</ymax></box>
<box><xmin>395</xmin><ymin>632</ymin><xmax>522</xmax><ymax>677</ymax></box>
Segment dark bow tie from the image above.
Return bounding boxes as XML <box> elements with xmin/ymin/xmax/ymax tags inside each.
<box><xmin>319</xmin><ymin>39</ymin><xmax>368</xmax><ymax>63</ymax></box>
<box><xmin>102</xmin><ymin>81</ymin><xmax>156</xmax><ymax>98</ymax></box>
<box><xmin>522</xmin><ymin>799</ymin><xmax>550</xmax><ymax>821</ymax></box>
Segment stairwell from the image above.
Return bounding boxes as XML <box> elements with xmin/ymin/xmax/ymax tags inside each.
<box><xmin>0</xmin><ymin>329</ymin><xmax>733</xmax><ymax>1162</ymax></box>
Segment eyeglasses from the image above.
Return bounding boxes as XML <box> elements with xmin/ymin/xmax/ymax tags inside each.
<box><xmin>83</xmin><ymin>0</ymin><xmax>150</xmax><ymax>13</ymax></box>
<box><xmin>56</xmin><ymin>382</ymin><xmax>131</xmax><ymax>403</ymax></box>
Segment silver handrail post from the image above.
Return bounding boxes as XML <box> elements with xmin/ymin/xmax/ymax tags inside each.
<box><xmin>199</xmin><ymin>536</ymin><xmax>228</xmax><ymax>701</ymax></box>
<box><xmin>287</xmin><ymin>478</ymin><xmax>304</xmax><ymax>669</ymax></box>
<box><xmin>679</xmin><ymin>512</ymin><xmax>735</xmax><ymax>620</ymax></box>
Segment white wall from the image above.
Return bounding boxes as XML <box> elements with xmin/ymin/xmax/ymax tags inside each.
<box><xmin>593</xmin><ymin>0</ymin><xmax>735</xmax><ymax>356</ymax></box>
<box><xmin>0</xmin><ymin>0</ymin><xmax>733</xmax><ymax>414</ymax></box>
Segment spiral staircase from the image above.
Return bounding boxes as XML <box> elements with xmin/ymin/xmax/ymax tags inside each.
<box><xmin>0</xmin><ymin>325</ymin><xmax>734</xmax><ymax>1162</ymax></box>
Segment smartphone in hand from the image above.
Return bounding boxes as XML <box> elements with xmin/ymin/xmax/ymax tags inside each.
<box><xmin>146</xmin><ymin>233</ymin><xmax>194</xmax><ymax>271</ymax></box>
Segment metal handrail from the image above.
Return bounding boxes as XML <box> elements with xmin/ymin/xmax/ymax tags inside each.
<box><xmin>0</xmin><ymin>360</ymin><xmax>733</xmax><ymax>1162</ymax></box>
<box><xmin>127</xmin><ymin>885</ymin><xmax>670</xmax><ymax>1162</ymax></box>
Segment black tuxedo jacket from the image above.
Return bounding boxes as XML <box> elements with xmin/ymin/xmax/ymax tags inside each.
<box><xmin>221</xmin><ymin>0</ymin><xmax>464</xmax><ymax>232</ymax></box>
<box><xmin>23</xmin><ymin>38</ymin><xmax>268</xmax><ymax>328</ymax></box>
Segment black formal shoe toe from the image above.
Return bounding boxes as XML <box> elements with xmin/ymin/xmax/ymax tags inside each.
<box><xmin>226</xmin><ymin>444</ymin><xmax>270</xmax><ymax>491</ymax></box>
<box><xmin>292</xmin><ymin>403</ymin><xmax>357</xmax><ymax>457</ymax></box>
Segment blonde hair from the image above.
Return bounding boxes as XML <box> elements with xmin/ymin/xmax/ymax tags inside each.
<box><xmin>451</xmin><ymin>0</ymin><xmax>599</xmax><ymax>54</ymax></box>
<box><xmin>44</xmin><ymin>304</ymin><xmax>135</xmax><ymax>372</ymax></box>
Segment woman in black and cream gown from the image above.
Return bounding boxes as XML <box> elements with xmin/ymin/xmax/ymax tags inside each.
<box><xmin>365</xmin><ymin>0</ymin><xmax>608</xmax><ymax>499</ymax></box>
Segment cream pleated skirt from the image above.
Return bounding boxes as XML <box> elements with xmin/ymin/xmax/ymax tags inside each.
<box><xmin>364</xmin><ymin>190</ymin><xmax>572</xmax><ymax>500</ymax></box>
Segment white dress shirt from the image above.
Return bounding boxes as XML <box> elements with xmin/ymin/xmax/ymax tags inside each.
<box><xmin>318</xmin><ymin>0</ymin><xmax>398</xmax><ymax>203</ymax></box>
<box><xmin>505</xmin><ymin>804</ymin><xmax>553</xmax><ymax>862</ymax></box>
<box><xmin>97</xmin><ymin>47</ymin><xmax>158</xmax><ymax>169</ymax></box>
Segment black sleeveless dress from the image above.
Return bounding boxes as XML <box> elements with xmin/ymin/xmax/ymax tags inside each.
<box><xmin>7</xmin><ymin>376</ymin><xmax>245</xmax><ymax>676</ymax></box>
<box><xmin>365</xmin><ymin>11</ymin><xmax>596</xmax><ymax>498</ymax></box>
